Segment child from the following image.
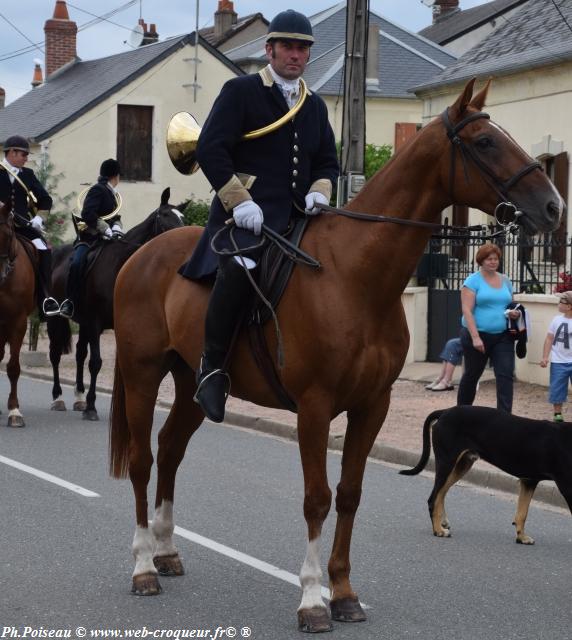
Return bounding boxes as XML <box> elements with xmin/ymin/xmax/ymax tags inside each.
<box><xmin>426</xmin><ymin>337</ymin><xmax>463</xmax><ymax>391</ymax></box>
<box><xmin>540</xmin><ymin>291</ymin><xmax>572</xmax><ymax>422</ymax></box>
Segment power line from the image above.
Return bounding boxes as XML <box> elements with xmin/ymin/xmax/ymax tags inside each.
<box><xmin>0</xmin><ymin>11</ymin><xmax>44</xmax><ymax>55</ymax></box>
<box><xmin>0</xmin><ymin>0</ymin><xmax>138</xmax><ymax>63</ymax></box>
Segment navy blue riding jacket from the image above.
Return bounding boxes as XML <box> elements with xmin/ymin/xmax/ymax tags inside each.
<box><xmin>180</xmin><ymin>66</ymin><xmax>339</xmax><ymax>280</ymax></box>
<box><xmin>0</xmin><ymin>165</ymin><xmax>52</xmax><ymax>224</ymax></box>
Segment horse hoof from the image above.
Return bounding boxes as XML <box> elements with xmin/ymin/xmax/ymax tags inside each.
<box><xmin>51</xmin><ymin>399</ymin><xmax>67</xmax><ymax>411</ymax></box>
<box><xmin>73</xmin><ymin>401</ymin><xmax>87</xmax><ymax>411</ymax></box>
<box><xmin>131</xmin><ymin>573</ymin><xmax>162</xmax><ymax>596</ymax></box>
<box><xmin>154</xmin><ymin>554</ymin><xmax>185</xmax><ymax>576</ymax></box>
<box><xmin>7</xmin><ymin>415</ymin><xmax>25</xmax><ymax>428</ymax></box>
<box><xmin>330</xmin><ymin>597</ymin><xmax>367</xmax><ymax>623</ymax></box>
<box><xmin>82</xmin><ymin>409</ymin><xmax>99</xmax><ymax>421</ymax></box>
<box><xmin>297</xmin><ymin>607</ymin><xmax>333</xmax><ymax>633</ymax></box>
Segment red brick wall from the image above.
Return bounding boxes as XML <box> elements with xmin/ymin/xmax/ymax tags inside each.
<box><xmin>44</xmin><ymin>18</ymin><xmax>77</xmax><ymax>77</ymax></box>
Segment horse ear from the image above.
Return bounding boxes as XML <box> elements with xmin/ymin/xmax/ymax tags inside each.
<box><xmin>469</xmin><ymin>78</ymin><xmax>491</xmax><ymax>112</ymax></box>
<box><xmin>449</xmin><ymin>77</ymin><xmax>477</xmax><ymax>119</ymax></box>
<box><xmin>161</xmin><ymin>187</ymin><xmax>171</xmax><ymax>206</ymax></box>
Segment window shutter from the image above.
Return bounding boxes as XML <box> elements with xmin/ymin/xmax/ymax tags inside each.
<box><xmin>394</xmin><ymin>123</ymin><xmax>418</xmax><ymax>153</ymax></box>
<box><xmin>117</xmin><ymin>105</ymin><xmax>153</xmax><ymax>181</ymax></box>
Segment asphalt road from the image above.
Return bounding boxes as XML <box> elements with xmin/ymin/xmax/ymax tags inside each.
<box><xmin>0</xmin><ymin>374</ymin><xmax>571</xmax><ymax>640</ymax></box>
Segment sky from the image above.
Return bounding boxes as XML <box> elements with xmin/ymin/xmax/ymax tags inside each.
<box><xmin>0</xmin><ymin>0</ymin><xmax>490</xmax><ymax>105</ymax></box>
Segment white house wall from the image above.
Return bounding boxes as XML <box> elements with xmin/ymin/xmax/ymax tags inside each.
<box><xmin>38</xmin><ymin>42</ymin><xmax>237</xmax><ymax>237</ymax></box>
<box><xmin>324</xmin><ymin>96</ymin><xmax>422</xmax><ymax>148</ymax></box>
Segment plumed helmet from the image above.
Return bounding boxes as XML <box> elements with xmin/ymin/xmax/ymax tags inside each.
<box><xmin>4</xmin><ymin>135</ymin><xmax>30</xmax><ymax>153</ymax></box>
<box><xmin>99</xmin><ymin>158</ymin><xmax>121</xmax><ymax>178</ymax></box>
<box><xmin>266</xmin><ymin>10</ymin><xmax>314</xmax><ymax>44</ymax></box>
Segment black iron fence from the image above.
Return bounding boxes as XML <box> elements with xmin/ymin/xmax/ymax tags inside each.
<box><xmin>417</xmin><ymin>227</ymin><xmax>571</xmax><ymax>294</ymax></box>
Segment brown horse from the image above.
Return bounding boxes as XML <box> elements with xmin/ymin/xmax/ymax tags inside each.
<box><xmin>0</xmin><ymin>201</ymin><xmax>37</xmax><ymax>427</ymax></box>
<box><xmin>109</xmin><ymin>80</ymin><xmax>563</xmax><ymax>632</ymax></box>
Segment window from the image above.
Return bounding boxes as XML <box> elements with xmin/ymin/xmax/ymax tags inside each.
<box><xmin>117</xmin><ymin>105</ymin><xmax>153</xmax><ymax>181</ymax></box>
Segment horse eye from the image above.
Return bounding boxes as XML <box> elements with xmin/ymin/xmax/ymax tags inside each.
<box><xmin>475</xmin><ymin>137</ymin><xmax>493</xmax><ymax>150</ymax></box>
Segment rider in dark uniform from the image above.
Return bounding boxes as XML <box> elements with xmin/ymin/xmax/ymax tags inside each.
<box><xmin>0</xmin><ymin>134</ymin><xmax>60</xmax><ymax>316</ymax></box>
<box><xmin>59</xmin><ymin>159</ymin><xmax>122</xmax><ymax>319</ymax></box>
<box><xmin>180</xmin><ymin>10</ymin><xmax>339</xmax><ymax>423</ymax></box>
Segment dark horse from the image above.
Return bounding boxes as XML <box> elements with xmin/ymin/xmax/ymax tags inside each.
<box><xmin>109</xmin><ymin>81</ymin><xmax>562</xmax><ymax>632</ymax></box>
<box><xmin>0</xmin><ymin>201</ymin><xmax>37</xmax><ymax>427</ymax></box>
<box><xmin>48</xmin><ymin>188</ymin><xmax>183</xmax><ymax>420</ymax></box>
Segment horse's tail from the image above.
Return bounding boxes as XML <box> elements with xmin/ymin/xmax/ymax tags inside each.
<box><xmin>399</xmin><ymin>409</ymin><xmax>445</xmax><ymax>476</ymax></box>
<box><xmin>109</xmin><ymin>356</ymin><xmax>130</xmax><ymax>479</ymax></box>
<box><xmin>46</xmin><ymin>316</ymin><xmax>72</xmax><ymax>355</ymax></box>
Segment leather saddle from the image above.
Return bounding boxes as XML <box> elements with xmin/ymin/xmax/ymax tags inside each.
<box><xmin>246</xmin><ymin>216</ymin><xmax>311</xmax><ymax>412</ymax></box>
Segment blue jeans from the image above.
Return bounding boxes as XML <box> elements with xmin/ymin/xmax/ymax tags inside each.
<box><xmin>457</xmin><ymin>327</ymin><xmax>515</xmax><ymax>413</ymax></box>
<box><xmin>548</xmin><ymin>362</ymin><xmax>572</xmax><ymax>404</ymax></box>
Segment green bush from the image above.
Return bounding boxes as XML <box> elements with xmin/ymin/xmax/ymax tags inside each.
<box><xmin>364</xmin><ymin>143</ymin><xmax>392</xmax><ymax>180</ymax></box>
<box><xmin>179</xmin><ymin>197</ymin><xmax>210</xmax><ymax>227</ymax></box>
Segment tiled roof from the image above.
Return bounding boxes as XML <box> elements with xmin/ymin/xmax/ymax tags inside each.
<box><xmin>419</xmin><ymin>0</ymin><xmax>527</xmax><ymax>45</ymax></box>
<box><xmin>225</xmin><ymin>2</ymin><xmax>456</xmax><ymax>99</ymax></box>
<box><xmin>413</xmin><ymin>0</ymin><xmax>572</xmax><ymax>92</ymax></box>
<box><xmin>0</xmin><ymin>33</ymin><xmax>243</xmax><ymax>144</ymax></box>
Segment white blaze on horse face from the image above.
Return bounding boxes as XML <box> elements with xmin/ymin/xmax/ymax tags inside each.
<box><xmin>132</xmin><ymin>525</ymin><xmax>157</xmax><ymax>577</ymax></box>
<box><xmin>171</xmin><ymin>208</ymin><xmax>184</xmax><ymax>221</ymax></box>
<box><xmin>298</xmin><ymin>537</ymin><xmax>326</xmax><ymax>611</ymax></box>
<box><xmin>152</xmin><ymin>500</ymin><xmax>178</xmax><ymax>557</ymax></box>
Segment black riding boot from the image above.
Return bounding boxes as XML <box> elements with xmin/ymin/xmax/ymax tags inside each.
<box><xmin>194</xmin><ymin>258</ymin><xmax>254</xmax><ymax>423</ymax></box>
<box><xmin>38</xmin><ymin>249</ymin><xmax>59</xmax><ymax>317</ymax></box>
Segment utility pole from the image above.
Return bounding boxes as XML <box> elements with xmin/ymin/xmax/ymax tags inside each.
<box><xmin>337</xmin><ymin>0</ymin><xmax>369</xmax><ymax>205</ymax></box>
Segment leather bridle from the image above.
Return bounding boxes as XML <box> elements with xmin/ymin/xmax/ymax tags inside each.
<box><xmin>441</xmin><ymin>107</ymin><xmax>542</xmax><ymax>228</ymax></box>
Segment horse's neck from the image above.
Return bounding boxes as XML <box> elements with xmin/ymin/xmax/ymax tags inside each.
<box><xmin>124</xmin><ymin>219</ymin><xmax>154</xmax><ymax>245</ymax></box>
<box><xmin>334</xmin><ymin>164</ymin><xmax>447</xmax><ymax>298</ymax></box>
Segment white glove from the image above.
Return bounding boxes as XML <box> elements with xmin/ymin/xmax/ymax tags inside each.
<box><xmin>31</xmin><ymin>215</ymin><xmax>44</xmax><ymax>230</ymax></box>
<box><xmin>233</xmin><ymin>200</ymin><xmax>263</xmax><ymax>235</ymax></box>
<box><xmin>104</xmin><ymin>227</ymin><xmax>113</xmax><ymax>239</ymax></box>
<box><xmin>111</xmin><ymin>223</ymin><xmax>124</xmax><ymax>237</ymax></box>
<box><xmin>304</xmin><ymin>191</ymin><xmax>329</xmax><ymax>215</ymax></box>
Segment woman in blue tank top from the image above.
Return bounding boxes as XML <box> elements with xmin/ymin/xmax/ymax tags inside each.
<box><xmin>458</xmin><ymin>243</ymin><xmax>520</xmax><ymax>413</ymax></box>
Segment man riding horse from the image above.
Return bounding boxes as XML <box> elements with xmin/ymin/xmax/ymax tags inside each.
<box><xmin>0</xmin><ymin>134</ymin><xmax>61</xmax><ymax>317</ymax></box>
<box><xmin>180</xmin><ymin>9</ymin><xmax>339</xmax><ymax>423</ymax></box>
<box><xmin>60</xmin><ymin>158</ymin><xmax>122</xmax><ymax>319</ymax></box>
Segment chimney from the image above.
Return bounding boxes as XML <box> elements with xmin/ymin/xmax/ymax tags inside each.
<box><xmin>214</xmin><ymin>0</ymin><xmax>237</xmax><ymax>39</ymax></box>
<box><xmin>433</xmin><ymin>0</ymin><xmax>460</xmax><ymax>23</ymax></box>
<box><xmin>140</xmin><ymin>19</ymin><xmax>159</xmax><ymax>46</ymax></box>
<box><xmin>0</xmin><ymin>87</ymin><xmax>5</xmax><ymax>109</ymax></box>
<box><xmin>31</xmin><ymin>62</ymin><xmax>44</xmax><ymax>88</ymax></box>
<box><xmin>44</xmin><ymin>1</ymin><xmax>78</xmax><ymax>78</ymax></box>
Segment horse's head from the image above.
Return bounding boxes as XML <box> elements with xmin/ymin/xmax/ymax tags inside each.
<box><xmin>434</xmin><ymin>78</ymin><xmax>563</xmax><ymax>234</ymax></box>
<box><xmin>152</xmin><ymin>187</ymin><xmax>185</xmax><ymax>234</ymax></box>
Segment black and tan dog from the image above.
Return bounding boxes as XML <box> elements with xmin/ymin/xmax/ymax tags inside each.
<box><xmin>400</xmin><ymin>405</ymin><xmax>572</xmax><ymax>544</ymax></box>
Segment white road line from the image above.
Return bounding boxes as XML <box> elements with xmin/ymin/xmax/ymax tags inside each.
<box><xmin>174</xmin><ymin>525</ymin><xmax>330</xmax><ymax>598</ymax></box>
<box><xmin>0</xmin><ymin>455</ymin><xmax>100</xmax><ymax>497</ymax></box>
<box><xmin>174</xmin><ymin>524</ymin><xmax>371</xmax><ymax>608</ymax></box>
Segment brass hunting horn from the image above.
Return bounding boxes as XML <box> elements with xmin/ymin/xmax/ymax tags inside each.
<box><xmin>73</xmin><ymin>187</ymin><xmax>122</xmax><ymax>233</ymax></box>
<box><xmin>166</xmin><ymin>79</ymin><xmax>308</xmax><ymax>174</ymax></box>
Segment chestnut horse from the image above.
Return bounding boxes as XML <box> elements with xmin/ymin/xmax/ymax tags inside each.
<box><xmin>47</xmin><ymin>188</ymin><xmax>183</xmax><ymax>421</ymax></box>
<box><xmin>109</xmin><ymin>80</ymin><xmax>562</xmax><ymax>632</ymax></box>
<box><xmin>0</xmin><ymin>201</ymin><xmax>37</xmax><ymax>427</ymax></box>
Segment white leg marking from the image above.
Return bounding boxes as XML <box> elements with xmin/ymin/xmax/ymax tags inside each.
<box><xmin>8</xmin><ymin>408</ymin><xmax>23</xmax><ymax>418</ymax></box>
<box><xmin>152</xmin><ymin>500</ymin><xmax>178</xmax><ymax>558</ymax></box>
<box><xmin>132</xmin><ymin>526</ymin><xmax>157</xmax><ymax>578</ymax></box>
<box><xmin>74</xmin><ymin>389</ymin><xmax>86</xmax><ymax>402</ymax></box>
<box><xmin>298</xmin><ymin>537</ymin><xmax>326</xmax><ymax>611</ymax></box>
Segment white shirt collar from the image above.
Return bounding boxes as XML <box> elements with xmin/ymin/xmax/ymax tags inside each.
<box><xmin>267</xmin><ymin>64</ymin><xmax>300</xmax><ymax>95</ymax></box>
<box><xmin>1</xmin><ymin>158</ymin><xmax>20</xmax><ymax>174</ymax></box>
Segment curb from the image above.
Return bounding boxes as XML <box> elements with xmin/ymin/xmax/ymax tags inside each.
<box><xmin>11</xmin><ymin>368</ymin><xmax>568</xmax><ymax>511</ymax></box>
